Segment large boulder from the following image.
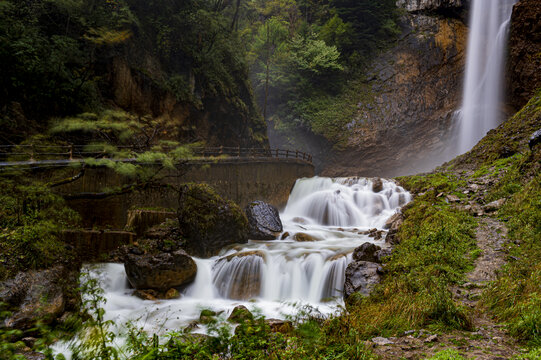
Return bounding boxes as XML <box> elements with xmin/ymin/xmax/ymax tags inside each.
<box><xmin>178</xmin><ymin>184</ymin><xmax>248</xmax><ymax>258</ymax></box>
<box><xmin>344</xmin><ymin>261</ymin><xmax>383</xmax><ymax>299</ymax></box>
<box><xmin>244</xmin><ymin>201</ymin><xmax>283</xmax><ymax>240</ymax></box>
<box><xmin>124</xmin><ymin>250</ymin><xmax>197</xmax><ymax>292</ymax></box>
<box><xmin>0</xmin><ymin>266</ymin><xmax>78</xmax><ymax>330</ymax></box>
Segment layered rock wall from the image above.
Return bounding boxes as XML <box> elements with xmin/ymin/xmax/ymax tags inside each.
<box><xmin>507</xmin><ymin>0</ymin><xmax>541</xmax><ymax>110</ymax></box>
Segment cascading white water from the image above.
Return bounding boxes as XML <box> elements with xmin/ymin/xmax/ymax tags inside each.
<box><xmin>457</xmin><ymin>0</ymin><xmax>516</xmax><ymax>154</ymax></box>
<box><xmin>58</xmin><ymin>177</ymin><xmax>410</xmax><ymax>347</ymax></box>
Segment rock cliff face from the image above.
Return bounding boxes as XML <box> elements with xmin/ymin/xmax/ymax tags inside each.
<box><xmin>507</xmin><ymin>0</ymin><xmax>541</xmax><ymax>110</ymax></box>
<box><xmin>323</xmin><ymin>6</ymin><xmax>467</xmax><ymax>177</ymax></box>
<box><xmin>104</xmin><ymin>53</ymin><xmax>267</xmax><ymax>148</ymax></box>
<box><xmin>396</xmin><ymin>0</ymin><xmax>464</xmax><ymax>13</ymax></box>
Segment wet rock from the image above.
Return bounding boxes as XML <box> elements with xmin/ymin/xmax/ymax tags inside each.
<box><xmin>384</xmin><ymin>212</ymin><xmax>401</xmax><ymax>230</ymax></box>
<box><xmin>483</xmin><ymin>198</ymin><xmax>506</xmax><ymax>213</ymax></box>
<box><xmin>244</xmin><ymin>201</ymin><xmax>283</xmax><ymax>240</ymax></box>
<box><xmin>294</xmin><ymin>232</ymin><xmax>318</xmax><ymax>242</ymax></box>
<box><xmin>375</xmin><ymin>248</ymin><xmax>393</xmax><ymax>263</ymax></box>
<box><xmin>124</xmin><ymin>249</ymin><xmax>197</xmax><ymax>292</ymax></box>
<box><xmin>228</xmin><ymin>305</ymin><xmax>253</xmax><ymax>323</ymax></box>
<box><xmin>371</xmin><ymin>336</ymin><xmax>394</xmax><ymax>346</ymax></box>
<box><xmin>178</xmin><ymin>183</ymin><xmax>248</xmax><ymax>258</ymax></box>
<box><xmin>367</xmin><ymin>228</ymin><xmax>384</xmax><ymax>240</ymax></box>
<box><xmin>164</xmin><ymin>288</ymin><xmax>180</xmax><ymax>299</ymax></box>
<box><xmin>372</xmin><ymin>178</ymin><xmax>384</xmax><ymax>193</ymax></box>
<box><xmin>385</xmin><ymin>213</ymin><xmax>404</xmax><ymax>245</ymax></box>
<box><xmin>133</xmin><ymin>289</ymin><xmax>159</xmax><ymax>301</ymax></box>
<box><xmin>0</xmin><ymin>266</ymin><xmax>78</xmax><ymax>330</ymax></box>
<box><xmin>352</xmin><ymin>242</ymin><xmax>382</xmax><ymax>263</ymax></box>
<box><xmin>265</xmin><ymin>318</ymin><xmax>293</xmax><ymax>333</ymax></box>
<box><xmin>280</xmin><ymin>232</ymin><xmax>290</xmax><ymax>240</ymax></box>
<box><xmin>344</xmin><ymin>261</ymin><xmax>383</xmax><ymax>298</ymax></box>
<box><xmin>529</xmin><ymin>129</ymin><xmax>541</xmax><ymax>149</ymax></box>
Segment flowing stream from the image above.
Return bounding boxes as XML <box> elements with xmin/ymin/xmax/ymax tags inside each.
<box><xmin>71</xmin><ymin>177</ymin><xmax>410</xmax><ymax>338</ymax></box>
<box><xmin>457</xmin><ymin>0</ymin><xmax>517</xmax><ymax>154</ymax></box>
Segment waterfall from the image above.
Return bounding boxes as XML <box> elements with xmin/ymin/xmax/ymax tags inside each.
<box><xmin>457</xmin><ymin>0</ymin><xmax>517</xmax><ymax>154</ymax></box>
<box><xmin>66</xmin><ymin>177</ymin><xmax>410</xmax><ymax>339</ymax></box>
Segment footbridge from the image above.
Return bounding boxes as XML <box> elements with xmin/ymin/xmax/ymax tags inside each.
<box><xmin>0</xmin><ymin>145</ymin><xmax>315</xmax><ymax>228</ymax></box>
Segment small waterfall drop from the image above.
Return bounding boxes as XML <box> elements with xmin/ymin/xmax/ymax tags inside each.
<box><xmin>457</xmin><ymin>0</ymin><xmax>517</xmax><ymax>154</ymax></box>
<box><xmin>71</xmin><ymin>177</ymin><xmax>410</xmax><ymax>337</ymax></box>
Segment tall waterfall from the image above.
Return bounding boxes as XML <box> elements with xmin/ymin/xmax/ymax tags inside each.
<box><xmin>64</xmin><ymin>177</ymin><xmax>410</xmax><ymax>338</ymax></box>
<box><xmin>457</xmin><ymin>0</ymin><xmax>516</xmax><ymax>154</ymax></box>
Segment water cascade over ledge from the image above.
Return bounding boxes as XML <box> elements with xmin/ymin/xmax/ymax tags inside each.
<box><xmin>457</xmin><ymin>0</ymin><xmax>517</xmax><ymax>154</ymax></box>
<box><xmin>67</xmin><ymin>177</ymin><xmax>411</xmax><ymax>338</ymax></box>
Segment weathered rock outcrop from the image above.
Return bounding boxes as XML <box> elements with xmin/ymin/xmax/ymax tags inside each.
<box><xmin>322</xmin><ymin>8</ymin><xmax>467</xmax><ymax>177</ymax></box>
<box><xmin>178</xmin><ymin>183</ymin><xmax>248</xmax><ymax>258</ymax></box>
<box><xmin>244</xmin><ymin>201</ymin><xmax>283</xmax><ymax>240</ymax></box>
<box><xmin>124</xmin><ymin>249</ymin><xmax>197</xmax><ymax>292</ymax></box>
<box><xmin>507</xmin><ymin>0</ymin><xmax>541</xmax><ymax>110</ymax></box>
<box><xmin>396</xmin><ymin>0</ymin><xmax>463</xmax><ymax>13</ymax></box>
<box><xmin>0</xmin><ymin>266</ymin><xmax>78</xmax><ymax>330</ymax></box>
<box><xmin>344</xmin><ymin>261</ymin><xmax>383</xmax><ymax>298</ymax></box>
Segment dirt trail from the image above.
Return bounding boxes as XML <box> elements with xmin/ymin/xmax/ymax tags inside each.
<box><xmin>371</xmin><ymin>215</ymin><xmax>521</xmax><ymax>360</ymax></box>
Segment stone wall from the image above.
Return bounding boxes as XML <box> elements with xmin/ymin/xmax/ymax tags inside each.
<box><xmin>52</xmin><ymin>158</ymin><xmax>314</xmax><ymax>228</ymax></box>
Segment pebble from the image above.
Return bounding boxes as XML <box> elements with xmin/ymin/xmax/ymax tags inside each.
<box><xmin>371</xmin><ymin>336</ymin><xmax>395</xmax><ymax>346</ymax></box>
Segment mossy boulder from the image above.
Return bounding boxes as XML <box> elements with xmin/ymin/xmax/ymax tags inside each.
<box><xmin>178</xmin><ymin>184</ymin><xmax>248</xmax><ymax>258</ymax></box>
<box><xmin>227</xmin><ymin>305</ymin><xmax>253</xmax><ymax>323</ymax></box>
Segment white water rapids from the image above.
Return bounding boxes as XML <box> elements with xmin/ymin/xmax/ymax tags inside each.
<box><xmin>457</xmin><ymin>0</ymin><xmax>517</xmax><ymax>154</ymax></box>
<box><xmin>61</xmin><ymin>177</ymin><xmax>410</xmax><ymax>347</ymax></box>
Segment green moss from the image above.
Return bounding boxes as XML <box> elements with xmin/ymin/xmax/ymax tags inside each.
<box><xmin>425</xmin><ymin>349</ymin><xmax>468</xmax><ymax>360</ymax></box>
<box><xmin>397</xmin><ymin>172</ymin><xmax>466</xmax><ymax>194</ymax></box>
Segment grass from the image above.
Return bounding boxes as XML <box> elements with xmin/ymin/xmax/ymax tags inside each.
<box><xmin>483</xmin><ymin>173</ymin><xmax>541</xmax><ymax>346</ymax></box>
<box><xmin>329</xmin><ymin>189</ymin><xmax>477</xmax><ymax>339</ymax></box>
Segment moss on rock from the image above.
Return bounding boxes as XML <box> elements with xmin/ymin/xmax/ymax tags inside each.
<box><xmin>178</xmin><ymin>183</ymin><xmax>248</xmax><ymax>258</ymax></box>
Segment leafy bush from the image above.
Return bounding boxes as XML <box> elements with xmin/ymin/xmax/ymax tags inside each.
<box><xmin>0</xmin><ymin>178</ymin><xmax>80</xmax><ymax>281</ymax></box>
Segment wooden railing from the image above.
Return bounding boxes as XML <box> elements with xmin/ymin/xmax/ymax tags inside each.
<box><xmin>0</xmin><ymin>145</ymin><xmax>313</xmax><ymax>165</ymax></box>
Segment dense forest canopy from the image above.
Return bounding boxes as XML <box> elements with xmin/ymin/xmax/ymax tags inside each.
<box><xmin>0</xmin><ymin>0</ymin><xmax>399</xmax><ymax>146</ymax></box>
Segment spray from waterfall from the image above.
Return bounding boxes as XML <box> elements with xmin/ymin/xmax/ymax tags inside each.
<box><xmin>457</xmin><ymin>0</ymin><xmax>516</xmax><ymax>154</ymax></box>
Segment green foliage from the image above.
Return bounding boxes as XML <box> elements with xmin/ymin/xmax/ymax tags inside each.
<box><xmin>0</xmin><ymin>178</ymin><xmax>80</xmax><ymax>281</ymax></box>
<box><xmin>515</xmin><ymin>348</ymin><xmax>541</xmax><ymax>360</ymax></box>
<box><xmin>397</xmin><ymin>172</ymin><xmax>466</xmax><ymax>194</ymax></box>
<box><xmin>425</xmin><ymin>349</ymin><xmax>467</xmax><ymax>360</ymax></box>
